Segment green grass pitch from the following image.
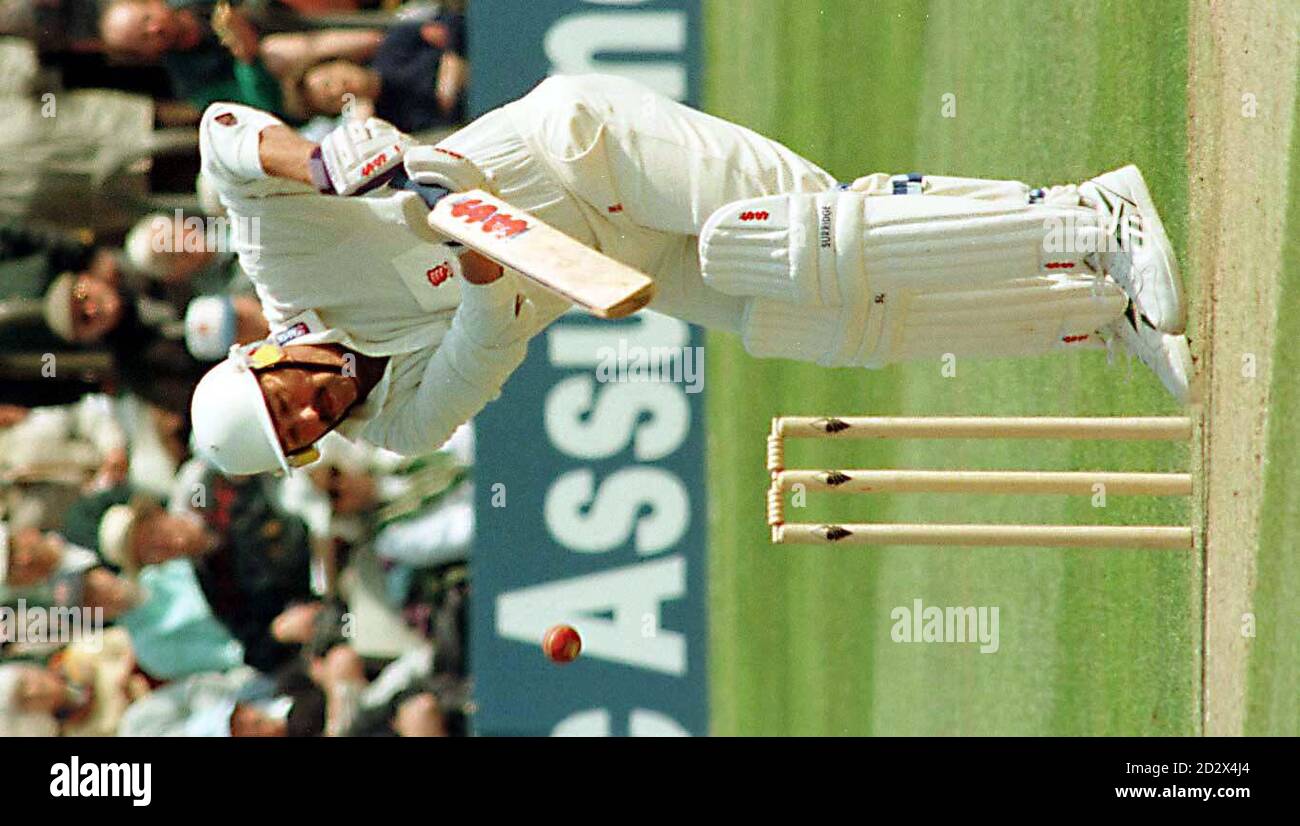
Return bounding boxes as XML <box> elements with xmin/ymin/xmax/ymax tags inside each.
<box><xmin>703</xmin><ymin>0</ymin><xmax>1298</xmax><ymax>735</ymax></box>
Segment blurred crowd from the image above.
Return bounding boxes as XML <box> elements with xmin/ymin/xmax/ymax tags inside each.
<box><xmin>1</xmin><ymin>0</ymin><xmax>474</xmax><ymax>737</ymax></box>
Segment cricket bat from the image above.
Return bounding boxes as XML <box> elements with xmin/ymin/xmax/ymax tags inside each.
<box><xmin>426</xmin><ymin>189</ymin><xmax>656</xmax><ymax>319</ymax></box>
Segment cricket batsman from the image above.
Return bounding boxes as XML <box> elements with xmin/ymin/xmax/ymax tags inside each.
<box><xmin>190</xmin><ymin>73</ymin><xmax>1191</xmax><ymax>476</ymax></box>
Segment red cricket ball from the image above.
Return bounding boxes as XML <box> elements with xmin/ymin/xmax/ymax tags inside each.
<box><xmin>542</xmin><ymin>624</ymin><xmax>582</xmax><ymax>664</ymax></box>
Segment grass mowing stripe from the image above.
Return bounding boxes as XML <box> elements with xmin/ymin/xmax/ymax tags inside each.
<box><xmin>705</xmin><ymin>0</ymin><xmax>928</xmax><ymax>735</ymax></box>
<box><xmin>1246</xmin><ymin>90</ymin><xmax>1300</xmax><ymax>736</ymax></box>
<box><xmin>1048</xmin><ymin>0</ymin><xmax>1197</xmax><ymax>737</ymax></box>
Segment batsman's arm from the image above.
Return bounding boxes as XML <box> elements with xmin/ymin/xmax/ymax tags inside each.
<box><xmin>198</xmin><ymin>102</ymin><xmax>390</xmax><ymax>193</ymax></box>
<box><xmin>365</xmin><ymin>274</ymin><xmax>533</xmax><ymax>457</ymax></box>
<box><xmin>251</xmin><ymin>124</ymin><xmax>504</xmax><ymax>282</ymax></box>
<box><xmin>229</xmin><ymin>110</ymin><xmax>647</xmax><ymax>317</ymax></box>
<box><xmin>256</xmin><ymin>124</ymin><xmax>315</xmax><ymax>185</ymax></box>
<box><xmin>202</xmin><ymin>101</ymin><xmax>469</xmax><ymax>207</ymax></box>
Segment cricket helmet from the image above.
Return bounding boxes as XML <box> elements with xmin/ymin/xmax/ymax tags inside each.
<box><xmin>190</xmin><ymin>341</ymin><xmax>322</xmax><ymax>476</ymax></box>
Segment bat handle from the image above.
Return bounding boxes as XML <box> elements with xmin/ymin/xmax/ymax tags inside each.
<box><xmin>389</xmin><ymin>168</ymin><xmax>451</xmax><ymax>209</ymax></box>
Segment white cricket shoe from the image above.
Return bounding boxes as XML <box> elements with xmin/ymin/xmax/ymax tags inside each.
<box><xmin>1080</xmin><ymin>165</ymin><xmax>1186</xmax><ymax>334</ymax></box>
<box><xmin>1105</xmin><ymin>303</ymin><xmax>1193</xmax><ymax>404</ymax></box>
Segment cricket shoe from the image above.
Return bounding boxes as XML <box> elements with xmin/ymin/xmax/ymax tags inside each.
<box><xmin>1104</xmin><ymin>302</ymin><xmax>1193</xmax><ymax>404</ymax></box>
<box><xmin>1080</xmin><ymin>165</ymin><xmax>1186</xmax><ymax>334</ymax></box>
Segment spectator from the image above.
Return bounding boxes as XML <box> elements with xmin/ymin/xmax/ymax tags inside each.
<box><xmin>1</xmin><ymin>219</ymin><xmax>110</xmax><ymax>295</ymax></box>
<box><xmin>120</xmin><ymin>211</ymin><xmax>272</xmax><ymax>361</ymax></box>
<box><xmin>117</xmin><ymin>667</ymin><xmax>302</xmax><ymax>735</ymax></box>
<box><xmin>0</xmin><ymin>395</ymin><xmax>128</xmax><ymax>531</ymax></box>
<box><xmin>170</xmin><ymin>460</ymin><xmax>315</xmax><ymax>672</ymax></box>
<box><xmin>41</xmin><ymin>271</ymin><xmax>127</xmax><ymax>345</ymax></box>
<box><xmin>98</xmin><ymin>0</ymin><xmax>381</xmax><ymax>119</ymax></box>
<box><xmin>0</xmin><ymin>518</ymin><xmax>100</xmax><ymax>606</ymax></box>
<box><xmin>123</xmin><ymin>210</ymin><xmax>240</xmax><ymax>292</ymax></box>
<box><xmin>284</xmin><ymin>424</ymin><xmax>473</xmax><ymax>567</ymax></box>
<box><xmin>288</xmin><ymin>12</ymin><xmax>467</xmax><ymax>132</ymax></box>
<box><xmin>183</xmin><ymin>293</ymin><xmax>271</xmax><ymax>361</ymax></box>
<box><xmin>0</xmin><ymin>229</ymin><xmax>115</xmax><ymax>408</ymax></box>
<box><xmin>0</xmin><ymin>222</ymin><xmax>149</xmax><ymax>351</ymax></box>
<box><xmin>0</xmin><ymin>528</ymin><xmax>147</xmax><ymax>626</ymax></box>
<box><xmin>0</xmin><ymin>520</ymin><xmax>65</xmax><ymax>588</ymax></box>
<box><xmin>114</xmin><ymin>559</ymin><xmax>247</xmax><ymax>679</ymax></box>
<box><xmin>80</xmin><ymin>566</ymin><xmax>150</xmax><ymax>620</ymax></box>
<box><xmin>49</xmin><ymin>628</ymin><xmax>141</xmax><ymax>736</ymax></box>
<box><xmin>21</xmin><ymin>255</ymin><xmax>215</xmax><ymax>416</ymax></box>
<box><xmin>0</xmin><ymin>662</ymin><xmax>62</xmax><ymax>736</ymax></box>
<box><xmin>309</xmin><ymin>643</ymin><xmax>468</xmax><ymax>737</ymax></box>
<box><xmin>63</xmin><ymin>489</ymin><xmax>216</xmax><ymax>576</ymax></box>
<box><xmin>1</xmin><ymin>395</ymin><xmax>128</xmax><ymax>484</ymax></box>
<box><xmin>99</xmin><ymin>0</ymin><xmax>285</xmax><ymax>115</ymax></box>
<box><xmin>0</xmin><ymin>221</ymin><xmax>123</xmax><ymax>380</ymax></box>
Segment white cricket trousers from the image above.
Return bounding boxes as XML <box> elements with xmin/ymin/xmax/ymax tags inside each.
<box><xmin>438</xmin><ymin>73</ymin><xmax>837</xmax><ymax>333</ymax></box>
<box><xmin>438</xmin><ymin>74</ymin><xmax>1123</xmax><ymax>363</ymax></box>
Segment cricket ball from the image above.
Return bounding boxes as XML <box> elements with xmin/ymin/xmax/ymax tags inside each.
<box><xmin>542</xmin><ymin>624</ymin><xmax>582</xmax><ymax>664</ymax></box>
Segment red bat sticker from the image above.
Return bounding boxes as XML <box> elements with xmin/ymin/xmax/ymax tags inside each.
<box><xmin>449</xmin><ymin>198</ymin><xmax>531</xmax><ymax>239</ymax></box>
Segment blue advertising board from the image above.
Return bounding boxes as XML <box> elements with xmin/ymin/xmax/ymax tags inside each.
<box><xmin>472</xmin><ymin>313</ymin><xmax>708</xmax><ymax>736</ymax></box>
<box><xmin>468</xmin><ymin>0</ymin><xmax>701</xmax><ymax>117</ymax></box>
<box><xmin>468</xmin><ymin>1</ymin><xmax>707</xmax><ymax>736</ymax></box>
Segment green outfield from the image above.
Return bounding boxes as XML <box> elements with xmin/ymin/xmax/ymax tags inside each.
<box><xmin>704</xmin><ymin>0</ymin><xmax>1298</xmax><ymax>735</ymax></box>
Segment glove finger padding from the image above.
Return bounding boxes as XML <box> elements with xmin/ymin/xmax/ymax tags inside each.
<box><xmin>318</xmin><ymin>116</ymin><xmax>409</xmax><ymax>196</ymax></box>
<box><xmin>404</xmin><ymin>145</ymin><xmax>490</xmax><ymax>193</ymax></box>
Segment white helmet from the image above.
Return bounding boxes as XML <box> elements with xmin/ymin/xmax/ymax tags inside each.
<box><xmin>190</xmin><ymin>342</ymin><xmax>320</xmax><ymax>475</ymax></box>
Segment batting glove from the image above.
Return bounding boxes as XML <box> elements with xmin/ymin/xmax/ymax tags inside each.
<box><xmin>403</xmin><ymin>144</ymin><xmax>490</xmax><ymax>193</ymax></box>
<box><xmin>312</xmin><ymin>117</ymin><xmax>409</xmax><ymax>196</ymax></box>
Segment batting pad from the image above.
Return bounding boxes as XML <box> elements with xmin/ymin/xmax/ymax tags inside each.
<box><xmin>882</xmin><ymin>275</ymin><xmax>1127</xmax><ymax>364</ymax></box>
<box><xmin>741</xmin><ymin>274</ymin><xmax>1126</xmax><ymax>368</ymax></box>
<box><xmin>699</xmin><ymin>189</ymin><xmax>1105</xmax><ymax>308</ymax></box>
<box><xmin>699</xmin><ymin>191</ymin><xmax>842</xmax><ymax>306</ymax></box>
<box><xmin>854</xmin><ymin>193</ymin><xmax>1104</xmax><ymax>292</ymax></box>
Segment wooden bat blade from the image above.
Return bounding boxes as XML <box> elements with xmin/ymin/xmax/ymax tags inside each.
<box><xmin>427</xmin><ymin>189</ymin><xmax>655</xmax><ymax>319</ymax></box>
